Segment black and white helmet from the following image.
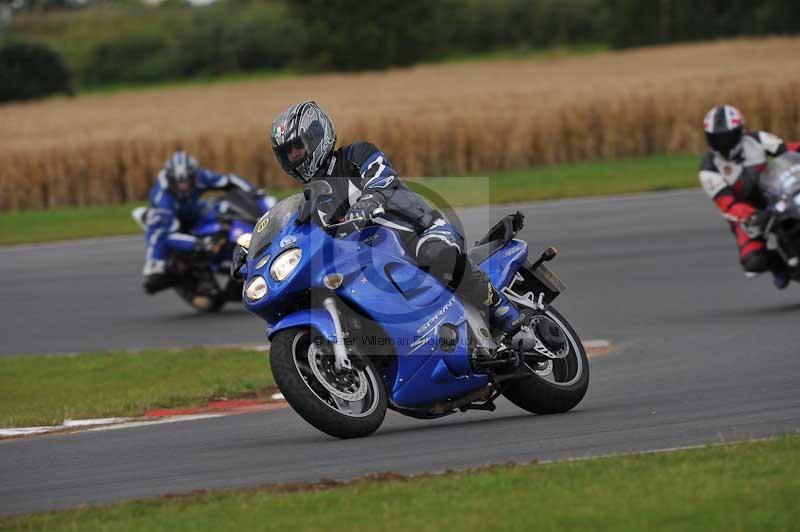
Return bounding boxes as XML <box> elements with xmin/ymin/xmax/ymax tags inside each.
<box><xmin>164</xmin><ymin>150</ymin><xmax>199</xmax><ymax>199</ymax></box>
<box><xmin>704</xmin><ymin>105</ymin><xmax>745</xmax><ymax>159</ymax></box>
<box><xmin>271</xmin><ymin>101</ymin><xmax>337</xmax><ymax>183</ymax></box>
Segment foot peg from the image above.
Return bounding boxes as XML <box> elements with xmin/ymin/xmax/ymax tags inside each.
<box><xmin>470</xmin><ymin>347</ymin><xmax>507</xmax><ymax>369</ymax></box>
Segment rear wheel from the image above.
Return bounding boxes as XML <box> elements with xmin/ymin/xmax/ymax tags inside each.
<box><xmin>173</xmin><ymin>267</ymin><xmax>228</xmax><ymax>312</ymax></box>
<box><xmin>174</xmin><ymin>284</ymin><xmax>226</xmax><ymax>312</ymax></box>
<box><xmin>270</xmin><ymin>328</ymin><xmax>387</xmax><ymax>439</ymax></box>
<box><xmin>501</xmin><ymin>306</ymin><xmax>589</xmax><ymax>415</ymax></box>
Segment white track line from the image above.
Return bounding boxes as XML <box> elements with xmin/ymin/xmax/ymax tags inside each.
<box><xmin>1</xmin><ymin>339</ymin><xmax>612</xmax><ymax>438</ymax></box>
<box><xmin>63</xmin><ymin>417</ymin><xmax>133</xmax><ymax>427</ymax></box>
<box><xmin>0</xmin><ymin>417</ymin><xmax>135</xmax><ymax>437</ymax></box>
<box><xmin>0</xmin><ymin>427</ymin><xmax>54</xmax><ymax>437</ymax></box>
<box><xmin>85</xmin><ymin>414</ymin><xmax>228</xmax><ymax>433</ymax></box>
<box><xmin>0</xmin><ymin>414</ymin><xmax>231</xmax><ymax>438</ymax></box>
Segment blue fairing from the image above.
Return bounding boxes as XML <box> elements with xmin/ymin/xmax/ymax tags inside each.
<box><xmin>244</xmin><ymin>201</ymin><xmax>528</xmax><ymax>408</ymax></box>
<box><xmin>480</xmin><ymin>239</ymin><xmax>528</xmax><ymax>289</ymax></box>
<box><xmin>269</xmin><ymin>310</ymin><xmax>337</xmax><ymax>343</ymax></box>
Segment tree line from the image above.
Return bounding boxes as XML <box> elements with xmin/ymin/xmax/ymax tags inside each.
<box><xmin>1</xmin><ymin>0</ymin><xmax>798</xmax><ymax>102</ymax></box>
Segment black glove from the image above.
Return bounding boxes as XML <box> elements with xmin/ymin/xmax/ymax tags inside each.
<box><xmin>344</xmin><ymin>194</ymin><xmax>383</xmax><ymax>229</ymax></box>
<box><xmin>194</xmin><ymin>236</ymin><xmax>220</xmax><ymax>257</ymax></box>
<box><xmin>230</xmin><ymin>244</ymin><xmax>247</xmax><ymax>280</ymax></box>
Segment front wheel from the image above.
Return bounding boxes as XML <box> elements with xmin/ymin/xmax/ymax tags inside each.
<box><xmin>501</xmin><ymin>306</ymin><xmax>589</xmax><ymax>415</ymax></box>
<box><xmin>269</xmin><ymin>328</ymin><xmax>387</xmax><ymax>439</ymax></box>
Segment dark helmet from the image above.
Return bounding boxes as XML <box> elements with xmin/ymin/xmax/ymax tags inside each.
<box><xmin>704</xmin><ymin>105</ymin><xmax>745</xmax><ymax>159</ymax></box>
<box><xmin>271</xmin><ymin>101</ymin><xmax>337</xmax><ymax>183</ymax></box>
<box><xmin>164</xmin><ymin>150</ymin><xmax>199</xmax><ymax>199</ymax></box>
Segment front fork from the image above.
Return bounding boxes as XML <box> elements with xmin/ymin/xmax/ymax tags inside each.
<box><xmin>322</xmin><ymin>297</ymin><xmax>353</xmax><ymax>371</ymax></box>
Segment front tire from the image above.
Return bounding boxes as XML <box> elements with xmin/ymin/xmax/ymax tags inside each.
<box><xmin>501</xmin><ymin>306</ymin><xmax>589</xmax><ymax>415</ymax></box>
<box><xmin>270</xmin><ymin>328</ymin><xmax>387</xmax><ymax>439</ymax></box>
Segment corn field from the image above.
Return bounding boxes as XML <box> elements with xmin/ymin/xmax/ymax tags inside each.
<box><xmin>1</xmin><ymin>37</ymin><xmax>799</xmax><ymax>211</ymax></box>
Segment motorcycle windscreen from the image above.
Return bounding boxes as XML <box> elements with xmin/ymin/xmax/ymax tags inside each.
<box><xmin>189</xmin><ymin>208</ymin><xmax>224</xmax><ymax>237</ymax></box>
<box><xmin>248</xmin><ymin>194</ymin><xmax>305</xmax><ymax>260</ymax></box>
<box><xmin>761</xmin><ymin>152</ymin><xmax>800</xmax><ymax>203</ymax></box>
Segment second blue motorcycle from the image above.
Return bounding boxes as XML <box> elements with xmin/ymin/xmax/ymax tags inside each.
<box><xmin>134</xmin><ymin>189</ymin><xmax>270</xmax><ymax>312</ymax></box>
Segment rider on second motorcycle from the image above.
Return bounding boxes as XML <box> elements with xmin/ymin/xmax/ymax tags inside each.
<box><xmin>142</xmin><ymin>150</ymin><xmax>276</xmax><ymax>294</ymax></box>
<box><xmin>698</xmin><ymin>105</ymin><xmax>792</xmax><ymax>289</ymax></box>
<box><xmin>269</xmin><ymin>101</ymin><xmax>530</xmax><ymax>340</ymax></box>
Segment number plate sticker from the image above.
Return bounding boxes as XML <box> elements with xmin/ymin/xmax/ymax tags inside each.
<box><xmin>535</xmin><ymin>263</ymin><xmax>566</xmax><ymax>292</ymax></box>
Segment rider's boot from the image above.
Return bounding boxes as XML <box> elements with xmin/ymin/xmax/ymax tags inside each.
<box><xmin>768</xmin><ymin>252</ymin><xmax>790</xmax><ymax>290</ymax></box>
<box><xmin>489</xmin><ymin>286</ymin><xmax>547</xmax><ymax>354</ymax></box>
<box><xmin>457</xmin><ymin>261</ymin><xmax>544</xmax><ymax>366</ymax></box>
<box><xmin>456</xmin><ymin>259</ymin><xmax>528</xmax><ymax>337</ymax></box>
<box><xmin>488</xmin><ymin>285</ymin><xmax>525</xmax><ymax>335</ymax></box>
<box><xmin>772</xmin><ymin>268</ymin><xmax>790</xmax><ymax>290</ymax></box>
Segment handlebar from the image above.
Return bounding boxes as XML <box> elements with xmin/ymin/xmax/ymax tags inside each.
<box><xmin>322</xmin><ymin>206</ymin><xmax>386</xmax><ymax>229</ymax></box>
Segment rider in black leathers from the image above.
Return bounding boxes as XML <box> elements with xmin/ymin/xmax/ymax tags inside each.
<box><xmin>270</xmin><ymin>101</ymin><xmax>528</xmax><ymax>337</ymax></box>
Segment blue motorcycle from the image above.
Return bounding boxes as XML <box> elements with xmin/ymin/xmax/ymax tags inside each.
<box><xmin>134</xmin><ymin>189</ymin><xmax>270</xmax><ymax>312</ymax></box>
<box><xmin>235</xmin><ymin>181</ymin><xmax>589</xmax><ymax>438</ymax></box>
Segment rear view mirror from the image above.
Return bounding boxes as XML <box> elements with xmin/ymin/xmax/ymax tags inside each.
<box><xmin>230</xmin><ymin>240</ymin><xmax>249</xmax><ymax>280</ymax></box>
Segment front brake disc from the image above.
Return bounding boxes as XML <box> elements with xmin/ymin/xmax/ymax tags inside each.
<box><xmin>308</xmin><ymin>344</ymin><xmax>368</xmax><ymax>402</ymax></box>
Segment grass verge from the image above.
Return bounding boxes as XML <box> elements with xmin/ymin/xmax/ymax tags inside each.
<box><xmin>0</xmin><ymin>203</ymin><xmax>143</xmax><ymax>246</ymax></box>
<box><xmin>0</xmin><ymin>154</ymin><xmax>699</xmax><ymax>246</ymax></box>
<box><xmin>3</xmin><ymin>435</ymin><xmax>798</xmax><ymax>530</ymax></box>
<box><xmin>417</xmin><ymin>153</ymin><xmax>698</xmax><ymax>208</ymax></box>
<box><xmin>0</xmin><ymin>348</ymin><xmax>273</xmax><ymax>428</ymax></box>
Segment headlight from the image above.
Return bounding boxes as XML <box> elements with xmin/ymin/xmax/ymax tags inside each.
<box><xmin>245</xmin><ymin>275</ymin><xmax>268</xmax><ymax>302</ymax></box>
<box><xmin>270</xmin><ymin>248</ymin><xmax>302</xmax><ymax>281</ymax></box>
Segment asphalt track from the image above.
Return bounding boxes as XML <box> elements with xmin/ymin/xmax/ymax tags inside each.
<box><xmin>2</xmin><ymin>190</ymin><xmax>800</xmax><ymax>516</ymax></box>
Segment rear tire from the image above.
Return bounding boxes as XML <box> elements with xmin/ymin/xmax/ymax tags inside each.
<box><xmin>172</xmin><ymin>264</ymin><xmax>228</xmax><ymax>312</ymax></box>
<box><xmin>174</xmin><ymin>285</ymin><xmax>226</xmax><ymax>312</ymax></box>
<box><xmin>501</xmin><ymin>306</ymin><xmax>589</xmax><ymax>415</ymax></box>
<box><xmin>270</xmin><ymin>328</ymin><xmax>387</xmax><ymax>439</ymax></box>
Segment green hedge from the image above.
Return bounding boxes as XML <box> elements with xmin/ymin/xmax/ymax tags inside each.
<box><xmin>605</xmin><ymin>0</ymin><xmax>800</xmax><ymax>48</ymax></box>
<box><xmin>0</xmin><ymin>41</ymin><xmax>72</xmax><ymax>102</ymax></box>
<box><xmin>2</xmin><ymin>0</ymin><xmax>798</xmax><ymax>95</ymax></box>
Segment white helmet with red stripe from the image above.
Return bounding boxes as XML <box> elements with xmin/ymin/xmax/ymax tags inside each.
<box><xmin>703</xmin><ymin>105</ymin><xmax>745</xmax><ymax>159</ymax></box>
